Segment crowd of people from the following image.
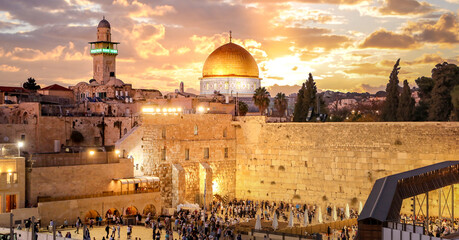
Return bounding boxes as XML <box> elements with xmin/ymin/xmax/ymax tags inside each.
<box><xmin>400</xmin><ymin>214</ymin><xmax>458</xmax><ymax>238</ymax></box>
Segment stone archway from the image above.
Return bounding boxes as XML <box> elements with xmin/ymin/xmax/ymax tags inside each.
<box><xmin>125</xmin><ymin>206</ymin><xmax>138</xmax><ymax>216</ymax></box>
<box><xmin>85</xmin><ymin>209</ymin><xmax>100</xmax><ymax>221</ymax></box>
<box><xmin>142</xmin><ymin>204</ymin><xmax>156</xmax><ymax>217</ymax></box>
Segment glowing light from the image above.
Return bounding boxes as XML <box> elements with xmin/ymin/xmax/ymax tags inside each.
<box><xmin>156</xmin><ymin>108</ymin><xmax>161</xmax><ymax>113</ymax></box>
<box><xmin>90</xmin><ymin>48</ymin><xmax>118</xmax><ymax>54</ymax></box>
<box><xmin>115</xmin><ymin>150</ymin><xmax>120</xmax><ymax>155</ymax></box>
<box><xmin>162</xmin><ymin>108</ymin><xmax>167</xmax><ymax>112</ymax></box>
<box><xmin>212</xmin><ymin>180</ymin><xmax>220</xmax><ymax>194</ymax></box>
<box><xmin>172</xmin><ymin>108</ymin><xmax>176</xmax><ymax>113</ymax></box>
<box><xmin>207</xmin><ymin>108</ymin><xmax>210</xmax><ymax>111</ymax></box>
<box><xmin>197</xmin><ymin>106</ymin><xmax>205</xmax><ymax>113</ymax></box>
<box><xmin>168</xmin><ymin>108</ymin><xmax>172</xmax><ymax>113</ymax></box>
<box><xmin>142</xmin><ymin>107</ymin><xmax>155</xmax><ymax>113</ymax></box>
<box><xmin>177</xmin><ymin>107</ymin><xmax>182</xmax><ymax>112</ymax></box>
<box><xmin>17</xmin><ymin>142</ymin><xmax>24</xmax><ymax>148</ymax></box>
<box><xmin>89</xmin><ymin>150</ymin><xmax>95</xmax><ymax>156</ymax></box>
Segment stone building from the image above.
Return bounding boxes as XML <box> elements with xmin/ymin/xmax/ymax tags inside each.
<box><xmin>0</xmin><ymin>143</ymin><xmax>25</xmax><ymax>214</ymax></box>
<box><xmin>70</xmin><ymin>18</ymin><xmax>161</xmax><ymax>103</ymax></box>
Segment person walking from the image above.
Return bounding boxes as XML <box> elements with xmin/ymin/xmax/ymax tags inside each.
<box><xmin>117</xmin><ymin>224</ymin><xmax>121</xmax><ymax>238</ymax></box>
<box><xmin>75</xmin><ymin>218</ymin><xmax>80</xmax><ymax>234</ymax></box>
<box><xmin>105</xmin><ymin>224</ymin><xmax>110</xmax><ymax>238</ymax></box>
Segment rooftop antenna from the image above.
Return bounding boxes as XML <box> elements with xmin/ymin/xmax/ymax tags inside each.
<box><xmin>229</xmin><ymin>30</ymin><xmax>232</xmax><ymax>43</ymax></box>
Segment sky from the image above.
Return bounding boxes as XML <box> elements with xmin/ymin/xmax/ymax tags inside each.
<box><xmin>0</xmin><ymin>0</ymin><xmax>458</xmax><ymax>95</ymax></box>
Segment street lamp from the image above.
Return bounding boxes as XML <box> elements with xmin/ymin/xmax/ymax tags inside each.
<box><xmin>17</xmin><ymin>141</ymin><xmax>24</xmax><ymax>157</ymax></box>
<box><xmin>89</xmin><ymin>150</ymin><xmax>95</xmax><ymax>156</ymax></box>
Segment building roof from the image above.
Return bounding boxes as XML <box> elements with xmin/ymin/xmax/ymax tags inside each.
<box><xmin>202</xmin><ymin>42</ymin><xmax>259</xmax><ymax>79</ymax></box>
<box><xmin>0</xmin><ymin>86</ymin><xmax>28</xmax><ymax>93</ymax></box>
<box><xmin>41</xmin><ymin>84</ymin><xmax>72</xmax><ymax>91</ymax></box>
<box><xmin>358</xmin><ymin>161</ymin><xmax>459</xmax><ymax>223</ymax></box>
<box><xmin>98</xmin><ymin>18</ymin><xmax>110</xmax><ymax>28</ymax></box>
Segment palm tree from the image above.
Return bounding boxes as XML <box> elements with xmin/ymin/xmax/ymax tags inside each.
<box><xmin>274</xmin><ymin>92</ymin><xmax>288</xmax><ymax>120</ymax></box>
<box><xmin>253</xmin><ymin>87</ymin><xmax>270</xmax><ymax>115</ymax></box>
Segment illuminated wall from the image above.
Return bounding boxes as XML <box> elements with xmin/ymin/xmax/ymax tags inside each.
<box><xmin>200</xmin><ymin>77</ymin><xmax>261</xmax><ymax>97</ymax></box>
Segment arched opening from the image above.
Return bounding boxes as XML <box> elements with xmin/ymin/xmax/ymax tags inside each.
<box><xmin>105</xmin><ymin>208</ymin><xmax>120</xmax><ymax>220</ymax></box>
<box><xmin>142</xmin><ymin>204</ymin><xmax>156</xmax><ymax>217</ymax></box>
<box><xmin>22</xmin><ymin>112</ymin><xmax>28</xmax><ymax>124</ymax></box>
<box><xmin>85</xmin><ymin>210</ymin><xmax>100</xmax><ymax>221</ymax></box>
<box><xmin>125</xmin><ymin>206</ymin><xmax>138</xmax><ymax>216</ymax></box>
<box><xmin>123</xmin><ymin>128</ymin><xmax>127</xmax><ymax>135</ymax></box>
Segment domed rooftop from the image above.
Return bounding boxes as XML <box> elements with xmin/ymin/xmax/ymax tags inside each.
<box><xmin>202</xmin><ymin>42</ymin><xmax>259</xmax><ymax>78</ymax></box>
<box><xmin>106</xmin><ymin>78</ymin><xmax>124</xmax><ymax>87</ymax></box>
<box><xmin>98</xmin><ymin>17</ymin><xmax>110</xmax><ymax>28</ymax></box>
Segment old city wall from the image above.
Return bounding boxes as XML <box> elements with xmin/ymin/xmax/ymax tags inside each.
<box><xmin>0</xmin><ymin>115</ymin><xmax>136</xmax><ymax>153</ymax></box>
<box><xmin>235</xmin><ymin>117</ymin><xmax>459</xmax><ymax>215</ymax></box>
<box><xmin>133</xmin><ymin>114</ymin><xmax>237</xmax><ymax>208</ymax></box>
<box><xmin>28</xmin><ymin>158</ymin><xmax>133</xmax><ymax>206</ymax></box>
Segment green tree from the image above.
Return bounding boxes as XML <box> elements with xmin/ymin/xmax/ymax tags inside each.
<box><xmin>451</xmin><ymin>85</ymin><xmax>459</xmax><ymax>120</ymax></box>
<box><xmin>429</xmin><ymin>62</ymin><xmax>459</xmax><ymax>121</ymax></box>
<box><xmin>23</xmin><ymin>77</ymin><xmax>41</xmax><ymax>91</ymax></box>
<box><xmin>274</xmin><ymin>92</ymin><xmax>288</xmax><ymax>119</ymax></box>
<box><xmin>293</xmin><ymin>83</ymin><xmax>305</xmax><ymax>122</ymax></box>
<box><xmin>397</xmin><ymin>80</ymin><xmax>415</xmax><ymax>121</ymax></box>
<box><xmin>253</xmin><ymin>87</ymin><xmax>270</xmax><ymax>115</ymax></box>
<box><xmin>413</xmin><ymin>76</ymin><xmax>434</xmax><ymax>121</ymax></box>
<box><xmin>293</xmin><ymin>73</ymin><xmax>317</xmax><ymax>122</ymax></box>
<box><xmin>238</xmin><ymin>101</ymin><xmax>248</xmax><ymax>116</ymax></box>
<box><xmin>382</xmin><ymin>59</ymin><xmax>400</xmax><ymax>121</ymax></box>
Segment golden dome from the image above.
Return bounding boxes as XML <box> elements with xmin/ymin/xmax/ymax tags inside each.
<box><xmin>202</xmin><ymin>42</ymin><xmax>259</xmax><ymax>78</ymax></box>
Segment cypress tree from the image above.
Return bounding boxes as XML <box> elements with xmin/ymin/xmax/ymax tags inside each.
<box><xmin>429</xmin><ymin>62</ymin><xmax>459</xmax><ymax>121</ymax></box>
<box><xmin>413</xmin><ymin>76</ymin><xmax>434</xmax><ymax>121</ymax></box>
<box><xmin>293</xmin><ymin>83</ymin><xmax>306</xmax><ymax>122</ymax></box>
<box><xmin>397</xmin><ymin>80</ymin><xmax>415</xmax><ymax>121</ymax></box>
<box><xmin>293</xmin><ymin>73</ymin><xmax>318</xmax><ymax>122</ymax></box>
<box><xmin>382</xmin><ymin>59</ymin><xmax>400</xmax><ymax>121</ymax></box>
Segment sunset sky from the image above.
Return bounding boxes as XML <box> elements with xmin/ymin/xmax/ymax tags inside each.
<box><xmin>0</xmin><ymin>0</ymin><xmax>458</xmax><ymax>95</ymax></box>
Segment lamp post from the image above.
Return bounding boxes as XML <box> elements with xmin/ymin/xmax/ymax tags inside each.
<box><xmin>17</xmin><ymin>141</ymin><xmax>24</xmax><ymax>157</ymax></box>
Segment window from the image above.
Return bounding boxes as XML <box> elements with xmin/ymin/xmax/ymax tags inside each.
<box><xmin>194</xmin><ymin>125</ymin><xmax>198</xmax><ymax>135</ymax></box>
<box><xmin>162</xmin><ymin>128</ymin><xmax>166</xmax><ymax>139</ymax></box>
<box><xmin>224</xmin><ymin>148</ymin><xmax>229</xmax><ymax>158</ymax></box>
<box><xmin>204</xmin><ymin>148</ymin><xmax>209</xmax><ymax>159</ymax></box>
<box><xmin>161</xmin><ymin>148</ymin><xmax>166</xmax><ymax>160</ymax></box>
<box><xmin>20</xmin><ymin>134</ymin><xmax>25</xmax><ymax>141</ymax></box>
<box><xmin>223</xmin><ymin>128</ymin><xmax>227</xmax><ymax>138</ymax></box>
<box><xmin>6</xmin><ymin>172</ymin><xmax>18</xmax><ymax>184</ymax></box>
<box><xmin>185</xmin><ymin>148</ymin><xmax>190</xmax><ymax>160</ymax></box>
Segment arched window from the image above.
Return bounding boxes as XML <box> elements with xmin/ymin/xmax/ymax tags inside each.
<box><xmin>194</xmin><ymin>125</ymin><xmax>198</xmax><ymax>135</ymax></box>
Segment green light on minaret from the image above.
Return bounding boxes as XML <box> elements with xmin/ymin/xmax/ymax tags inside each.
<box><xmin>90</xmin><ymin>48</ymin><xmax>118</xmax><ymax>54</ymax></box>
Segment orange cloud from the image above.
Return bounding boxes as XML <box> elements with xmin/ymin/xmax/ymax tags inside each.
<box><xmin>0</xmin><ymin>64</ymin><xmax>20</xmax><ymax>72</ymax></box>
<box><xmin>403</xmin><ymin>12</ymin><xmax>459</xmax><ymax>45</ymax></box>
<box><xmin>360</xmin><ymin>29</ymin><xmax>417</xmax><ymax>49</ymax></box>
<box><xmin>379</xmin><ymin>0</ymin><xmax>433</xmax><ymax>15</ymax></box>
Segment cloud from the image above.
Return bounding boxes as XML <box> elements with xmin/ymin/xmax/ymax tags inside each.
<box><xmin>360</xmin><ymin>29</ymin><xmax>417</xmax><ymax>49</ymax></box>
<box><xmin>280</xmin><ymin>27</ymin><xmax>351</xmax><ymax>50</ymax></box>
<box><xmin>379</xmin><ymin>0</ymin><xmax>434</xmax><ymax>15</ymax></box>
<box><xmin>354</xmin><ymin>83</ymin><xmax>385</xmax><ymax>93</ymax></box>
<box><xmin>241</xmin><ymin>0</ymin><xmax>371</xmax><ymax>5</ymax></box>
<box><xmin>131</xmin><ymin>23</ymin><xmax>169</xmax><ymax>58</ymax></box>
<box><xmin>406</xmin><ymin>53</ymin><xmax>458</xmax><ymax>65</ymax></box>
<box><xmin>403</xmin><ymin>12</ymin><xmax>459</xmax><ymax>45</ymax></box>
<box><xmin>0</xmin><ymin>64</ymin><xmax>19</xmax><ymax>72</ymax></box>
<box><xmin>267</xmin><ymin>84</ymin><xmax>301</xmax><ymax>96</ymax></box>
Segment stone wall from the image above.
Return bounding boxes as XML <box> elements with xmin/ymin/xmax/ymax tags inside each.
<box><xmin>28</xmin><ymin>158</ymin><xmax>133</xmax><ymax>205</ymax></box>
<box><xmin>37</xmin><ymin>191</ymin><xmax>162</xmax><ymax>225</ymax></box>
<box><xmin>120</xmin><ymin>114</ymin><xmax>237</xmax><ymax>208</ymax></box>
<box><xmin>234</xmin><ymin>117</ymin><xmax>459</xmax><ymax>214</ymax></box>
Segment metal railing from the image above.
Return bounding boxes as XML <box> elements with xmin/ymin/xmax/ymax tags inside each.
<box><xmin>31</xmin><ymin>152</ymin><xmax>119</xmax><ymax>168</ymax></box>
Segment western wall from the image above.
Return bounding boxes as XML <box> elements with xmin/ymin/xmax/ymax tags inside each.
<box><xmin>124</xmin><ymin>114</ymin><xmax>459</xmax><ymax>216</ymax></box>
<box><xmin>234</xmin><ymin>117</ymin><xmax>459</xmax><ymax>214</ymax></box>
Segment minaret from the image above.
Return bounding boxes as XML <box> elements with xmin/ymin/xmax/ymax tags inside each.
<box><xmin>89</xmin><ymin>17</ymin><xmax>120</xmax><ymax>84</ymax></box>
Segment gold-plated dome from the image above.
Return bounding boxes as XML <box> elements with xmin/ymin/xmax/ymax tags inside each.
<box><xmin>202</xmin><ymin>42</ymin><xmax>259</xmax><ymax>78</ymax></box>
